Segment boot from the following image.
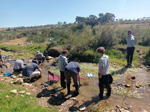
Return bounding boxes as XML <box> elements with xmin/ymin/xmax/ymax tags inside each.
<box><xmin>99</xmin><ymin>87</ymin><xmax>104</xmax><ymax>100</ymax></box>
<box><xmin>106</xmin><ymin>86</ymin><xmax>111</xmax><ymax>98</ymax></box>
<box><xmin>67</xmin><ymin>83</ymin><xmax>71</xmax><ymax>95</ymax></box>
<box><xmin>72</xmin><ymin>85</ymin><xmax>79</xmax><ymax>97</ymax></box>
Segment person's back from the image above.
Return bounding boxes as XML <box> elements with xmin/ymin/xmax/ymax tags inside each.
<box><xmin>22</xmin><ymin>62</ymin><xmax>39</xmax><ymax>77</ymax></box>
<box><xmin>13</xmin><ymin>59</ymin><xmax>24</xmax><ymax>69</ymax></box>
<box><xmin>58</xmin><ymin>55</ymin><xmax>68</xmax><ymax>71</ymax></box>
<box><xmin>65</xmin><ymin>62</ymin><xmax>80</xmax><ymax>74</ymax></box>
<box><xmin>98</xmin><ymin>55</ymin><xmax>109</xmax><ymax>75</ymax></box>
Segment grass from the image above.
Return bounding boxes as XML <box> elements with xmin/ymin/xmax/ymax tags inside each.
<box><xmin>0</xmin><ymin>82</ymin><xmax>57</xmax><ymax>112</ymax></box>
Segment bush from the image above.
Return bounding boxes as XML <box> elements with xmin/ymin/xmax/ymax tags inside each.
<box><xmin>145</xmin><ymin>49</ymin><xmax>150</xmax><ymax>65</ymax></box>
<box><xmin>68</xmin><ymin>50</ymin><xmax>100</xmax><ymax>63</ymax></box>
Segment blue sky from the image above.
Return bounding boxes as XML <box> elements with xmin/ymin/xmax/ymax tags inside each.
<box><xmin>0</xmin><ymin>0</ymin><xmax>150</xmax><ymax>28</ymax></box>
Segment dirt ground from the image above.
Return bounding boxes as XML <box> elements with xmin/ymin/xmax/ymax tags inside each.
<box><xmin>2</xmin><ymin>38</ymin><xmax>27</xmax><ymax>45</ymax></box>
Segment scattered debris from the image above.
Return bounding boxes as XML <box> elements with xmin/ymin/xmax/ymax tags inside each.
<box><xmin>18</xmin><ymin>90</ymin><xmax>26</xmax><ymax>94</ymax></box>
<box><xmin>10</xmin><ymin>89</ymin><xmax>18</xmax><ymax>94</ymax></box>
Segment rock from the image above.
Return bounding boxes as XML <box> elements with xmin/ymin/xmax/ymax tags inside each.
<box><xmin>26</xmin><ymin>92</ymin><xmax>31</xmax><ymax>95</ymax></box>
<box><xmin>120</xmin><ymin>108</ymin><xmax>130</xmax><ymax>112</ymax></box>
<box><xmin>23</xmin><ymin>83</ymin><xmax>31</xmax><ymax>86</ymax></box>
<box><xmin>131</xmin><ymin>76</ymin><xmax>136</xmax><ymax>80</ymax></box>
<box><xmin>79</xmin><ymin>105</ymin><xmax>86</xmax><ymax>111</ymax></box>
<box><xmin>142</xmin><ymin>110</ymin><xmax>148</xmax><ymax>112</ymax></box>
<box><xmin>5</xmin><ymin>95</ymin><xmax>9</xmax><ymax>98</ymax></box>
<box><xmin>136</xmin><ymin>85</ymin><xmax>140</xmax><ymax>88</ymax></box>
<box><xmin>21</xmin><ymin>95</ymin><xmax>24</xmax><ymax>97</ymax></box>
<box><xmin>140</xmin><ymin>66</ymin><xmax>143</xmax><ymax>68</ymax></box>
<box><xmin>125</xmin><ymin>84</ymin><xmax>131</xmax><ymax>88</ymax></box>
<box><xmin>13</xmin><ymin>78</ymin><xmax>23</xmax><ymax>84</ymax></box>
<box><xmin>46</xmin><ymin>56</ymin><xmax>53</xmax><ymax>60</ymax></box>
<box><xmin>18</xmin><ymin>90</ymin><xmax>26</xmax><ymax>94</ymax></box>
<box><xmin>146</xmin><ymin>66</ymin><xmax>150</xmax><ymax>68</ymax></box>
<box><xmin>11</xmin><ymin>75</ymin><xmax>17</xmax><ymax>79</ymax></box>
<box><xmin>10</xmin><ymin>89</ymin><xmax>18</xmax><ymax>94</ymax></box>
<box><xmin>18</xmin><ymin>74</ymin><xmax>23</xmax><ymax>78</ymax></box>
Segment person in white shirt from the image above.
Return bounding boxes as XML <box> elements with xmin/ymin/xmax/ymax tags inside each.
<box><xmin>126</xmin><ymin>30</ymin><xmax>136</xmax><ymax>66</ymax></box>
<box><xmin>57</xmin><ymin>50</ymin><xmax>69</xmax><ymax>89</ymax></box>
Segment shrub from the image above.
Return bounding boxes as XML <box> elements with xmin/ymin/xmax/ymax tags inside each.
<box><xmin>145</xmin><ymin>49</ymin><xmax>150</xmax><ymax>65</ymax></box>
<box><xmin>68</xmin><ymin>50</ymin><xmax>100</xmax><ymax>63</ymax></box>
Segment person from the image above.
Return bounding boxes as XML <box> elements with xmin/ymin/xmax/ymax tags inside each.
<box><xmin>0</xmin><ymin>49</ymin><xmax>4</xmax><ymax>63</ymax></box>
<box><xmin>96</xmin><ymin>47</ymin><xmax>111</xmax><ymax>100</ymax></box>
<box><xmin>126</xmin><ymin>30</ymin><xmax>136</xmax><ymax>66</ymax></box>
<box><xmin>57</xmin><ymin>50</ymin><xmax>69</xmax><ymax>89</ymax></box>
<box><xmin>13</xmin><ymin>58</ymin><xmax>25</xmax><ymax>72</ymax></box>
<box><xmin>35</xmin><ymin>51</ymin><xmax>45</xmax><ymax>64</ymax></box>
<box><xmin>22</xmin><ymin>60</ymin><xmax>42</xmax><ymax>78</ymax></box>
<box><xmin>65</xmin><ymin>61</ymin><xmax>81</xmax><ymax>96</ymax></box>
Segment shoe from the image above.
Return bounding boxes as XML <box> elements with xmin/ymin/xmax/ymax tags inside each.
<box><xmin>99</xmin><ymin>96</ymin><xmax>103</xmax><ymax>100</ymax></box>
<box><xmin>72</xmin><ymin>91</ymin><xmax>79</xmax><ymax>97</ymax></box>
<box><xmin>106</xmin><ymin>94</ymin><xmax>111</xmax><ymax>99</ymax></box>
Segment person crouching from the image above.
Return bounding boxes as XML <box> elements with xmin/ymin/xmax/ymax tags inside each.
<box><xmin>13</xmin><ymin>58</ymin><xmax>25</xmax><ymax>72</ymax></box>
<box><xmin>22</xmin><ymin>60</ymin><xmax>42</xmax><ymax>79</ymax></box>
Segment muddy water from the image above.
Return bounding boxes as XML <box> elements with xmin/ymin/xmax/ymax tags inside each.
<box><xmin>75</xmin><ymin>71</ymin><xmax>150</xmax><ymax>111</ymax></box>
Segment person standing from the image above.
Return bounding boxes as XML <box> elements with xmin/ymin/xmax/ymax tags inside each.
<box><xmin>65</xmin><ymin>61</ymin><xmax>81</xmax><ymax>96</ymax></box>
<box><xmin>96</xmin><ymin>47</ymin><xmax>111</xmax><ymax>100</ymax></box>
<box><xmin>57</xmin><ymin>50</ymin><xmax>69</xmax><ymax>89</ymax></box>
<box><xmin>126</xmin><ymin>30</ymin><xmax>136</xmax><ymax>66</ymax></box>
<box><xmin>13</xmin><ymin>58</ymin><xmax>25</xmax><ymax>72</ymax></box>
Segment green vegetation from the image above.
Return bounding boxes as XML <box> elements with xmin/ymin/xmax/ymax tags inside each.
<box><xmin>145</xmin><ymin>49</ymin><xmax>150</xmax><ymax>65</ymax></box>
<box><xmin>0</xmin><ymin>82</ymin><xmax>57</xmax><ymax>112</ymax></box>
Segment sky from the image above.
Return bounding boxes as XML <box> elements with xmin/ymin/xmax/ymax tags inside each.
<box><xmin>0</xmin><ymin>0</ymin><xmax>150</xmax><ymax>28</ymax></box>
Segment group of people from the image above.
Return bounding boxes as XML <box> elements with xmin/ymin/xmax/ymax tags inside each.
<box><xmin>0</xmin><ymin>30</ymin><xmax>136</xmax><ymax>100</ymax></box>
<box><xmin>13</xmin><ymin>51</ymin><xmax>43</xmax><ymax>79</ymax></box>
<box><xmin>57</xmin><ymin>30</ymin><xmax>136</xmax><ymax>99</ymax></box>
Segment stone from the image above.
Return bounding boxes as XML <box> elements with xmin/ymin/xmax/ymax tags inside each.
<box><xmin>125</xmin><ymin>84</ymin><xmax>131</xmax><ymax>88</ymax></box>
<box><xmin>11</xmin><ymin>75</ymin><xmax>17</xmax><ymax>79</ymax></box>
<box><xmin>10</xmin><ymin>89</ymin><xmax>18</xmax><ymax>94</ymax></box>
<box><xmin>21</xmin><ymin>95</ymin><xmax>24</xmax><ymax>97</ymax></box>
<box><xmin>5</xmin><ymin>95</ymin><xmax>9</xmax><ymax>98</ymax></box>
<box><xmin>142</xmin><ymin>110</ymin><xmax>148</xmax><ymax>112</ymax></box>
<box><xmin>13</xmin><ymin>78</ymin><xmax>23</xmax><ymax>84</ymax></box>
<box><xmin>131</xmin><ymin>76</ymin><xmax>136</xmax><ymax>80</ymax></box>
<box><xmin>79</xmin><ymin>104</ymin><xmax>86</xmax><ymax>111</ymax></box>
<box><xmin>18</xmin><ymin>74</ymin><xmax>23</xmax><ymax>78</ymax></box>
<box><xmin>26</xmin><ymin>92</ymin><xmax>31</xmax><ymax>95</ymax></box>
<box><xmin>46</xmin><ymin>56</ymin><xmax>53</xmax><ymax>60</ymax></box>
<box><xmin>18</xmin><ymin>90</ymin><xmax>26</xmax><ymax>94</ymax></box>
<box><xmin>23</xmin><ymin>83</ymin><xmax>31</xmax><ymax>86</ymax></box>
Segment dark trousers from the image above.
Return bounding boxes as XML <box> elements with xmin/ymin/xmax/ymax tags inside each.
<box><xmin>13</xmin><ymin>68</ymin><xmax>23</xmax><ymax>72</ymax></box>
<box><xmin>65</xmin><ymin>71</ymin><xmax>78</xmax><ymax>93</ymax></box>
<box><xmin>127</xmin><ymin>47</ymin><xmax>135</xmax><ymax>64</ymax></box>
<box><xmin>99</xmin><ymin>75</ymin><xmax>111</xmax><ymax>98</ymax></box>
<box><xmin>60</xmin><ymin>71</ymin><xmax>66</xmax><ymax>88</ymax></box>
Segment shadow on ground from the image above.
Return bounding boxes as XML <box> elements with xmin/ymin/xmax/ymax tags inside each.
<box><xmin>111</xmin><ymin>66</ymin><xmax>128</xmax><ymax>76</ymax></box>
